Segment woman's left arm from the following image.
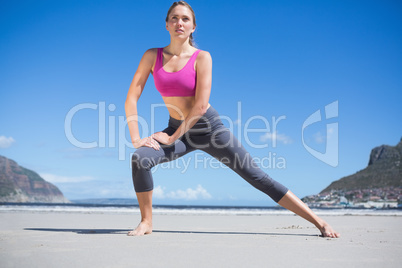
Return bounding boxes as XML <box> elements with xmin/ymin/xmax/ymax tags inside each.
<box><xmin>154</xmin><ymin>50</ymin><xmax>213</xmax><ymax>145</ymax></box>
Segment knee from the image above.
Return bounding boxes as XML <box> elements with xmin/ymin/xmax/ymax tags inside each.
<box><xmin>131</xmin><ymin>151</ymin><xmax>154</xmax><ymax>193</ymax></box>
<box><xmin>131</xmin><ymin>150</ymin><xmax>155</xmax><ymax>171</ymax></box>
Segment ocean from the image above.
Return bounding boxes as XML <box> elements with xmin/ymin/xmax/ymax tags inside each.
<box><xmin>1</xmin><ymin>203</ymin><xmax>401</xmax><ymax>216</ymax></box>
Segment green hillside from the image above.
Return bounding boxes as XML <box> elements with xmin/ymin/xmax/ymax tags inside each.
<box><xmin>320</xmin><ymin>138</ymin><xmax>402</xmax><ymax>193</ymax></box>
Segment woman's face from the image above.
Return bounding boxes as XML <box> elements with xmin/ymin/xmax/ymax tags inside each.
<box><xmin>166</xmin><ymin>5</ymin><xmax>195</xmax><ymax>40</ymax></box>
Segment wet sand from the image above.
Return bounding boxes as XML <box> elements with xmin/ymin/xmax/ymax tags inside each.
<box><xmin>1</xmin><ymin>211</ymin><xmax>401</xmax><ymax>267</ymax></box>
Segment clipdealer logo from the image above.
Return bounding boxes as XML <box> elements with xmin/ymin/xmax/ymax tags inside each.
<box><xmin>63</xmin><ymin>101</ymin><xmax>339</xmax><ymax>167</ymax></box>
<box><xmin>302</xmin><ymin>101</ymin><xmax>339</xmax><ymax>167</ymax></box>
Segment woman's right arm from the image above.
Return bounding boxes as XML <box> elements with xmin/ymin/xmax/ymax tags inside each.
<box><xmin>125</xmin><ymin>48</ymin><xmax>160</xmax><ymax>150</ymax></box>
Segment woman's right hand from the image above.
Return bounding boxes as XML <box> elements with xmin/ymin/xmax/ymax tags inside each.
<box><xmin>132</xmin><ymin>135</ymin><xmax>161</xmax><ymax>150</ymax></box>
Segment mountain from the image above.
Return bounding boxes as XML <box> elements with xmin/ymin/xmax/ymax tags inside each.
<box><xmin>320</xmin><ymin>138</ymin><xmax>402</xmax><ymax>193</ymax></box>
<box><xmin>0</xmin><ymin>155</ymin><xmax>69</xmax><ymax>203</ymax></box>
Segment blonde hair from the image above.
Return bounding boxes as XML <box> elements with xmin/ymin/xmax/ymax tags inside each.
<box><xmin>165</xmin><ymin>1</ymin><xmax>197</xmax><ymax>47</ymax></box>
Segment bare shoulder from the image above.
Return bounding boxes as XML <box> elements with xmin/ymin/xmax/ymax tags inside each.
<box><xmin>196</xmin><ymin>50</ymin><xmax>212</xmax><ymax>67</ymax></box>
<box><xmin>139</xmin><ymin>48</ymin><xmax>159</xmax><ymax>73</ymax></box>
<box><xmin>143</xmin><ymin>48</ymin><xmax>158</xmax><ymax>62</ymax></box>
<box><xmin>197</xmin><ymin>50</ymin><xmax>212</xmax><ymax>61</ymax></box>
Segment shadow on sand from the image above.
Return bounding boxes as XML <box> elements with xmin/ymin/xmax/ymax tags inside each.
<box><xmin>24</xmin><ymin>228</ymin><xmax>318</xmax><ymax>237</ymax></box>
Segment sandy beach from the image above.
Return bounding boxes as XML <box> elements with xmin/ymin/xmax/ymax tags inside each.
<box><xmin>1</xmin><ymin>211</ymin><xmax>401</xmax><ymax>268</ymax></box>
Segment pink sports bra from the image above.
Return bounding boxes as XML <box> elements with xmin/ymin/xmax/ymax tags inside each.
<box><xmin>153</xmin><ymin>47</ymin><xmax>201</xmax><ymax>97</ymax></box>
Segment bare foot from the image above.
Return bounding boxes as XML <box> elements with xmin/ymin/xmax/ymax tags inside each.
<box><xmin>319</xmin><ymin>221</ymin><xmax>340</xmax><ymax>238</ymax></box>
<box><xmin>127</xmin><ymin>221</ymin><xmax>153</xmax><ymax>236</ymax></box>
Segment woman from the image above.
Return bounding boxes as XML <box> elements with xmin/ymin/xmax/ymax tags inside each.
<box><xmin>125</xmin><ymin>1</ymin><xmax>340</xmax><ymax>238</ymax></box>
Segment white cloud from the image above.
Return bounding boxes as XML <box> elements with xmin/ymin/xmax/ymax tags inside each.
<box><xmin>327</xmin><ymin>127</ymin><xmax>335</xmax><ymax>137</ymax></box>
<box><xmin>40</xmin><ymin>173</ymin><xmax>95</xmax><ymax>183</ymax></box>
<box><xmin>0</xmin><ymin>136</ymin><xmax>15</xmax><ymax>148</ymax></box>
<box><xmin>313</xmin><ymin>131</ymin><xmax>325</xmax><ymax>144</ymax></box>
<box><xmin>154</xmin><ymin>185</ymin><xmax>212</xmax><ymax>200</ymax></box>
<box><xmin>313</xmin><ymin>127</ymin><xmax>335</xmax><ymax>144</ymax></box>
<box><xmin>260</xmin><ymin>131</ymin><xmax>292</xmax><ymax>145</ymax></box>
<box><xmin>153</xmin><ymin>185</ymin><xmax>166</xmax><ymax>199</ymax></box>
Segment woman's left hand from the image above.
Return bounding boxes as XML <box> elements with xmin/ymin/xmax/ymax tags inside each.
<box><xmin>152</xmin><ymin>132</ymin><xmax>174</xmax><ymax>145</ymax></box>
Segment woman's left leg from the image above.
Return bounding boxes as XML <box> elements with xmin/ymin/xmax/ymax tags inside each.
<box><xmin>277</xmin><ymin>191</ymin><xmax>340</xmax><ymax>238</ymax></box>
<box><xmin>199</xmin><ymin>127</ymin><xmax>288</xmax><ymax>202</ymax></box>
<box><xmin>199</xmin><ymin>127</ymin><xmax>339</xmax><ymax>238</ymax></box>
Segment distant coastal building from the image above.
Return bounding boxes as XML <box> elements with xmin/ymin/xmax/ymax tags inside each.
<box><xmin>302</xmin><ymin>139</ymin><xmax>402</xmax><ymax>209</ymax></box>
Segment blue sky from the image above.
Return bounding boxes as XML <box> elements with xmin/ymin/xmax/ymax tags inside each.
<box><xmin>1</xmin><ymin>0</ymin><xmax>401</xmax><ymax>206</ymax></box>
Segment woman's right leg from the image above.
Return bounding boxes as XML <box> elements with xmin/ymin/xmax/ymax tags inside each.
<box><xmin>127</xmin><ymin>191</ymin><xmax>153</xmax><ymax>236</ymax></box>
<box><xmin>128</xmin><ymin>138</ymin><xmax>195</xmax><ymax>236</ymax></box>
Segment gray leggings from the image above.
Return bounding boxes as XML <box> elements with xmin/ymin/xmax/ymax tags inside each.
<box><xmin>131</xmin><ymin>106</ymin><xmax>288</xmax><ymax>203</ymax></box>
